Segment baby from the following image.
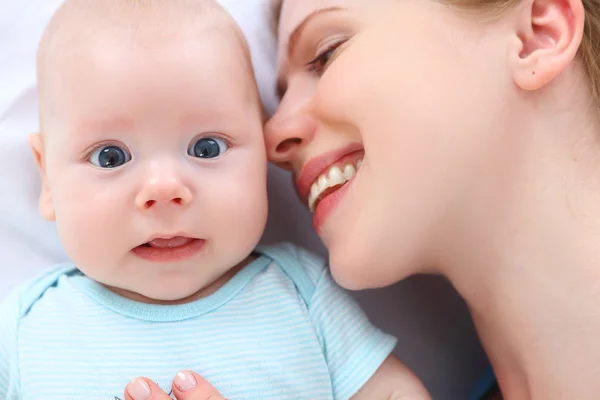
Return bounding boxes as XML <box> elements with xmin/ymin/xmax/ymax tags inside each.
<box><xmin>0</xmin><ymin>1</ymin><xmax>427</xmax><ymax>399</ymax></box>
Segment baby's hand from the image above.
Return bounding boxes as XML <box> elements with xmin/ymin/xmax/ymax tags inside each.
<box><xmin>125</xmin><ymin>371</ymin><xmax>226</xmax><ymax>400</ymax></box>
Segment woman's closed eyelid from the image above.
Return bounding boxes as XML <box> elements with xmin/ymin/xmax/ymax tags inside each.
<box><xmin>306</xmin><ymin>38</ymin><xmax>349</xmax><ymax>76</ymax></box>
<box><xmin>291</xmin><ymin>13</ymin><xmax>355</xmax><ymax>63</ymax></box>
<box><xmin>313</xmin><ymin>35</ymin><xmax>348</xmax><ymax>58</ymax></box>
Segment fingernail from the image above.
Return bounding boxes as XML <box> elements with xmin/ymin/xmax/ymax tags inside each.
<box><xmin>127</xmin><ymin>378</ymin><xmax>152</xmax><ymax>400</ymax></box>
<box><xmin>174</xmin><ymin>370</ymin><xmax>197</xmax><ymax>392</ymax></box>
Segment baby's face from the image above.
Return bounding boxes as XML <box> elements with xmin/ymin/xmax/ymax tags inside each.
<box><xmin>34</xmin><ymin>18</ymin><xmax>268</xmax><ymax>302</ymax></box>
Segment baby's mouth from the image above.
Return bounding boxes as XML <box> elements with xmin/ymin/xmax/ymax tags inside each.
<box><xmin>308</xmin><ymin>158</ymin><xmax>363</xmax><ymax>212</ymax></box>
<box><xmin>140</xmin><ymin>236</ymin><xmax>196</xmax><ymax>249</ymax></box>
<box><xmin>132</xmin><ymin>236</ymin><xmax>205</xmax><ymax>263</ymax></box>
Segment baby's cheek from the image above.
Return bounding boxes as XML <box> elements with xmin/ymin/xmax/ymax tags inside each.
<box><xmin>213</xmin><ymin>169</ymin><xmax>266</xmax><ymax>240</ymax></box>
<box><xmin>54</xmin><ymin>190</ymin><xmax>121</xmax><ymax>265</ymax></box>
<box><xmin>225</xmin><ymin>181</ymin><xmax>266</xmax><ymax>229</ymax></box>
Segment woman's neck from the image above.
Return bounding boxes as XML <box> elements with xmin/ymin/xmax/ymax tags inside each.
<box><xmin>462</xmin><ymin>228</ymin><xmax>600</xmax><ymax>399</ymax></box>
<box><xmin>439</xmin><ymin>93</ymin><xmax>600</xmax><ymax>398</ymax></box>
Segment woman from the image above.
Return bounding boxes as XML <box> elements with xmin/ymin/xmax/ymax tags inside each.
<box><xmin>124</xmin><ymin>0</ymin><xmax>600</xmax><ymax>398</ymax></box>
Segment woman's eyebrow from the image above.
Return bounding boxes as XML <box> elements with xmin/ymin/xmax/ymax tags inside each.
<box><xmin>277</xmin><ymin>6</ymin><xmax>344</xmax><ymax>99</ymax></box>
<box><xmin>286</xmin><ymin>6</ymin><xmax>343</xmax><ymax>60</ymax></box>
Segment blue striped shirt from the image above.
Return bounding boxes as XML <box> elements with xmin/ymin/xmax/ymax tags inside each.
<box><xmin>0</xmin><ymin>243</ymin><xmax>396</xmax><ymax>399</ymax></box>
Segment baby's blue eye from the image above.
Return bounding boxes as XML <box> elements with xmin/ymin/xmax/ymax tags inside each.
<box><xmin>89</xmin><ymin>145</ymin><xmax>131</xmax><ymax>168</ymax></box>
<box><xmin>188</xmin><ymin>137</ymin><xmax>228</xmax><ymax>159</ymax></box>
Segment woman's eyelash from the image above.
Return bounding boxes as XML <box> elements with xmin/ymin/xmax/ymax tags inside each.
<box><xmin>306</xmin><ymin>41</ymin><xmax>346</xmax><ymax>74</ymax></box>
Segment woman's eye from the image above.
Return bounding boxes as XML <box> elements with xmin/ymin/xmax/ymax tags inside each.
<box><xmin>188</xmin><ymin>137</ymin><xmax>229</xmax><ymax>159</ymax></box>
<box><xmin>89</xmin><ymin>145</ymin><xmax>131</xmax><ymax>168</ymax></box>
<box><xmin>307</xmin><ymin>41</ymin><xmax>345</xmax><ymax>75</ymax></box>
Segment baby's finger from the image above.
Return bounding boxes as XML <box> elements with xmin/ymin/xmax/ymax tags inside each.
<box><xmin>172</xmin><ymin>370</ymin><xmax>226</xmax><ymax>400</ymax></box>
<box><xmin>125</xmin><ymin>377</ymin><xmax>174</xmax><ymax>400</ymax></box>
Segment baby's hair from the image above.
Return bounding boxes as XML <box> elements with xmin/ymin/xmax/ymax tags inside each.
<box><xmin>37</xmin><ymin>0</ymin><xmax>257</xmax><ymax>130</ymax></box>
<box><xmin>38</xmin><ymin>0</ymin><xmax>233</xmax><ymax>75</ymax></box>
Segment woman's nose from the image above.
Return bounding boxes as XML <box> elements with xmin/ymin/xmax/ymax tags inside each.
<box><xmin>135</xmin><ymin>167</ymin><xmax>192</xmax><ymax>211</ymax></box>
<box><xmin>264</xmin><ymin>101</ymin><xmax>317</xmax><ymax>169</ymax></box>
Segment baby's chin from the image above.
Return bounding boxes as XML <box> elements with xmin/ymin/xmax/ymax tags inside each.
<box><xmin>89</xmin><ymin>250</ymin><xmax>255</xmax><ymax>304</ymax></box>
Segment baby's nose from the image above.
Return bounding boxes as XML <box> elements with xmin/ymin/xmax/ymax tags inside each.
<box><xmin>135</xmin><ymin>174</ymin><xmax>192</xmax><ymax>211</ymax></box>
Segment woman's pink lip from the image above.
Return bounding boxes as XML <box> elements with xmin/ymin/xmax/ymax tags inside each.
<box><xmin>312</xmin><ymin>176</ymin><xmax>354</xmax><ymax>233</ymax></box>
<box><xmin>295</xmin><ymin>143</ymin><xmax>364</xmax><ymax>204</ymax></box>
<box><xmin>131</xmin><ymin>238</ymin><xmax>205</xmax><ymax>263</ymax></box>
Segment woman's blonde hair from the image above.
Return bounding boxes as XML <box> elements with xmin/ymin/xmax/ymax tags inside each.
<box><xmin>272</xmin><ymin>0</ymin><xmax>599</xmax><ymax>114</ymax></box>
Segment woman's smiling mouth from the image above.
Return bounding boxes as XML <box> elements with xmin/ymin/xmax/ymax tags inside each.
<box><xmin>307</xmin><ymin>157</ymin><xmax>362</xmax><ymax>211</ymax></box>
<box><xmin>295</xmin><ymin>143</ymin><xmax>365</xmax><ymax>212</ymax></box>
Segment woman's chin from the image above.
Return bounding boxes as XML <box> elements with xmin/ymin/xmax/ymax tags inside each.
<box><xmin>327</xmin><ymin>247</ymin><xmax>380</xmax><ymax>290</ymax></box>
<box><xmin>327</xmin><ymin>232</ymin><xmax>416</xmax><ymax>291</ymax></box>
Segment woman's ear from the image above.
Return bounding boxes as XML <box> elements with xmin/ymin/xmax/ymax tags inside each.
<box><xmin>509</xmin><ymin>0</ymin><xmax>585</xmax><ymax>91</ymax></box>
<box><xmin>28</xmin><ymin>133</ymin><xmax>56</xmax><ymax>221</ymax></box>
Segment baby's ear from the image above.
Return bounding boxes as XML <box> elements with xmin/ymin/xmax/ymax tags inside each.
<box><xmin>28</xmin><ymin>133</ymin><xmax>55</xmax><ymax>221</ymax></box>
<box><xmin>508</xmin><ymin>0</ymin><xmax>585</xmax><ymax>91</ymax></box>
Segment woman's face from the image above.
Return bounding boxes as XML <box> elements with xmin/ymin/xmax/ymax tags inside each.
<box><xmin>266</xmin><ymin>0</ymin><xmax>520</xmax><ymax>289</ymax></box>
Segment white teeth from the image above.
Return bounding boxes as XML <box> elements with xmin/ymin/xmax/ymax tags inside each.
<box><xmin>343</xmin><ymin>164</ymin><xmax>356</xmax><ymax>180</ymax></box>
<box><xmin>310</xmin><ymin>183</ymin><xmax>319</xmax><ymax>200</ymax></box>
<box><xmin>318</xmin><ymin>175</ymin><xmax>328</xmax><ymax>192</ymax></box>
<box><xmin>308</xmin><ymin>158</ymin><xmax>363</xmax><ymax>212</ymax></box>
<box><xmin>328</xmin><ymin>166</ymin><xmax>345</xmax><ymax>186</ymax></box>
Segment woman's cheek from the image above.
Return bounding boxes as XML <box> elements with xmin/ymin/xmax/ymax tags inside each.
<box><xmin>312</xmin><ymin>41</ymin><xmax>366</xmax><ymax>124</ymax></box>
